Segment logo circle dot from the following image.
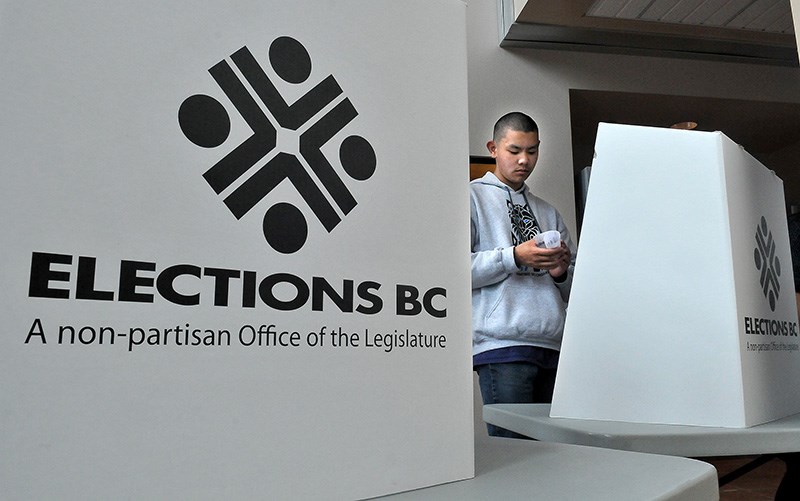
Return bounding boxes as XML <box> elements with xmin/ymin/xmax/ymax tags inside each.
<box><xmin>270</xmin><ymin>37</ymin><xmax>311</xmax><ymax>84</ymax></box>
<box><xmin>178</xmin><ymin>94</ymin><xmax>230</xmax><ymax>148</ymax></box>
<box><xmin>264</xmin><ymin>202</ymin><xmax>308</xmax><ymax>254</ymax></box>
<box><xmin>340</xmin><ymin>135</ymin><xmax>376</xmax><ymax>181</ymax></box>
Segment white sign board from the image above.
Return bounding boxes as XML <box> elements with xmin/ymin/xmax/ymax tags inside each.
<box><xmin>552</xmin><ymin>123</ymin><xmax>800</xmax><ymax>428</ymax></box>
<box><xmin>0</xmin><ymin>1</ymin><xmax>474</xmax><ymax>498</ymax></box>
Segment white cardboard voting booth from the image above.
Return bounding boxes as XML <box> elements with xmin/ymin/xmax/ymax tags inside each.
<box><xmin>0</xmin><ymin>1</ymin><xmax>473</xmax><ymax>499</ymax></box>
<box><xmin>552</xmin><ymin>123</ymin><xmax>800</xmax><ymax>428</ymax></box>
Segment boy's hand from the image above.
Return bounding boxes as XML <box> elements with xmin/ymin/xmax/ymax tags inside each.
<box><xmin>513</xmin><ymin>240</ymin><xmax>571</xmax><ymax>276</ymax></box>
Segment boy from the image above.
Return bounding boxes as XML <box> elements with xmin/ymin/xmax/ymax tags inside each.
<box><xmin>471</xmin><ymin>112</ymin><xmax>575</xmax><ymax>437</ymax></box>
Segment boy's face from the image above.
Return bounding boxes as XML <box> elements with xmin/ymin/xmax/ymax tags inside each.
<box><xmin>487</xmin><ymin>129</ymin><xmax>540</xmax><ymax>190</ymax></box>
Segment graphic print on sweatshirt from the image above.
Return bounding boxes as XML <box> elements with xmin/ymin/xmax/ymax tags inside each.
<box><xmin>507</xmin><ymin>199</ymin><xmax>547</xmax><ymax>276</ymax></box>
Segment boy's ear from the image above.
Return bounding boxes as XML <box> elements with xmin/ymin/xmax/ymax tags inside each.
<box><xmin>486</xmin><ymin>140</ymin><xmax>497</xmax><ymax>156</ymax></box>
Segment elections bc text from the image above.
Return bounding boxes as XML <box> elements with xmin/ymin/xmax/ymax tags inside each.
<box><xmin>28</xmin><ymin>252</ymin><xmax>446</xmax><ymax>317</ymax></box>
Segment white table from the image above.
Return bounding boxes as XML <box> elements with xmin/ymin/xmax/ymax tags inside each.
<box><xmin>381</xmin><ymin>434</ymin><xmax>718</xmax><ymax>500</ymax></box>
<box><xmin>484</xmin><ymin>404</ymin><xmax>800</xmax><ymax>457</ymax></box>
<box><xmin>484</xmin><ymin>403</ymin><xmax>800</xmax><ymax>498</ymax></box>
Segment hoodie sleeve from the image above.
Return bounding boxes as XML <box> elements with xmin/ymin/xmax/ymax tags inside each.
<box><xmin>471</xmin><ymin>248</ymin><xmax>518</xmax><ymax>289</ymax></box>
<box><xmin>471</xmin><ymin>194</ymin><xmax>518</xmax><ymax>289</ymax></box>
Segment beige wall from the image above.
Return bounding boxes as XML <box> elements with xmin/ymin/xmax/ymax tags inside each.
<box><xmin>466</xmin><ymin>0</ymin><xmax>800</xmax><ymax>237</ymax></box>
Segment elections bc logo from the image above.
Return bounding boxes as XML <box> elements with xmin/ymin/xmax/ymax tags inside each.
<box><xmin>754</xmin><ymin>216</ymin><xmax>782</xmax><ymax>311</ymax></box>
<box><xmin>178</xmin><ymin>37</ymin><xmax>376</xmax><ymax>254</ymax></box>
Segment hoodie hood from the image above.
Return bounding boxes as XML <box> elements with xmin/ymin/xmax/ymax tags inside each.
<box><xmin>472</xmin><ymin>171</ymin><xmax>530</xmax><ymax>196</ymax></box>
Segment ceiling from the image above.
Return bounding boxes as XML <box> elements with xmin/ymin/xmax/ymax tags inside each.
<box><xmin>587</xmin><ymin>0</ymin><xmax>794</xmax><ymax>34</ymax></box>
<box><xmin>501</xmin><ymin>0</ymin><xmax>799</xmax><ymax>65</ymax></box>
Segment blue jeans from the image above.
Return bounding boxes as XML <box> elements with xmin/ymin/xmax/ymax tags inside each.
<box><xmin>476</xmin><ymin>362</ymin><xmax>556</xmax><ymax>438</ymax></box>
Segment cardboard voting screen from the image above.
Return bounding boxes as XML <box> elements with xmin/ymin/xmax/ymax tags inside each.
<box><xmin>0</xmin><ymin>1</ymin><xmax>474</xmax><ymax>498</ymax></box>
<box><xmin>552</xmin><ymin>123</ymin><xmax>800</xmax><ymax>428</ymax></box>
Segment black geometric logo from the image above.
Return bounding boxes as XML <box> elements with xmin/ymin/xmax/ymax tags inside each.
<box><xmin>754</xmin><ymin>216</ymin><xmax>781</xmax><ymax>311</ymax></box>
<box><xmin>178</xmin><ymin>37</ymin><xmax>376</xmax><ymax>254</ymax></box>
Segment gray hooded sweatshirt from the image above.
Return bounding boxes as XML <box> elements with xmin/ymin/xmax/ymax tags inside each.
<box><xmin>470</xmin><ymin>171</ymin><xmax>576</xmax><ymax>356</ymax></box>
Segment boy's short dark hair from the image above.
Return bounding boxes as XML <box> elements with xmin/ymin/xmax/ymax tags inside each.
<box><xmin>493</xmin><ymin>112</ymin><xmax>539</xmax><ymax>142</ymax></box>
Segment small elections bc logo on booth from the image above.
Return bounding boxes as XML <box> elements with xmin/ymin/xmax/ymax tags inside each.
<box><xmin>178</xmin><ymin>37</ymin><xmax>377</xmax><ymax>254</ymax></box>
<box><xmin>754</xmin><ymin>216</ymin><xmax>781</xmax><ymax>311</ymax></box>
